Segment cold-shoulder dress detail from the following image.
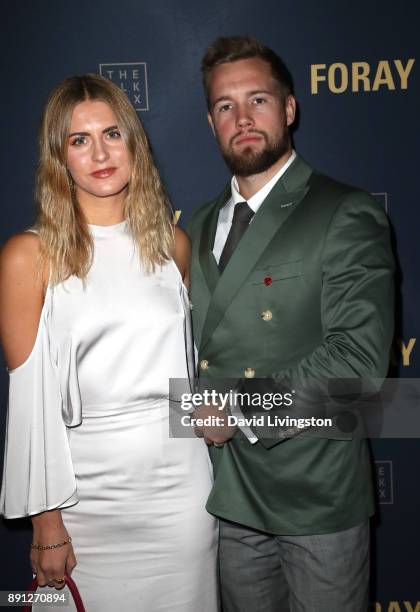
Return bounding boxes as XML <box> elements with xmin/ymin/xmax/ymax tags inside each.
<box><xmin>0</xmin><ymin>221</ymin><xmax>218</xmax><ymax>611</ymax></box>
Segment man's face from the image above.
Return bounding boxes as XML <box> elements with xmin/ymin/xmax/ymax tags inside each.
<box><xmin>207</xmin><ymin>57</ymin><xmax>296</xmax><ymax>176</ymax></box>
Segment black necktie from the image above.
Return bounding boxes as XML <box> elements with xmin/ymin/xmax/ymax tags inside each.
<box><xmin>219</xmin><ymin>201</ymin><xmax>254</xmax><ymax>273</ymax></box>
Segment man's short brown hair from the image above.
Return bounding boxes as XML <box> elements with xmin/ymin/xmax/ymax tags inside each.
<box><xmin>201</xmin><ymin>36</ymin><xmax>294</xmax><ymax>110</ymax></box>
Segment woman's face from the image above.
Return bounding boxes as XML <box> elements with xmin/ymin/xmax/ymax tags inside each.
<box><xmin>66</xmin><ymin>99</ymin><xmax>131</xmax><ymax>202</ymax></box>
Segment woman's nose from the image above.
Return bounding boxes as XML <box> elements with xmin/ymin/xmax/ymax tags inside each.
<box><xmin>92</xmin><ymin>140</ymin><xmax>110</xmax><ymax>162</ymax></box>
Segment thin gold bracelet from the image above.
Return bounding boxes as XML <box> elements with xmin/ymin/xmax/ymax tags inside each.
<box><xmin>31</xmin><ymin>537</ymin><xmax>72</xmax><ymax>551</ymax></box>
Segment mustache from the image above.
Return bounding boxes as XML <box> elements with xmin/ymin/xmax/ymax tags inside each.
<box><xmin>229</xmin><ymin>130</ymin><xmax>268</xmax><ymax>147</ymax></box>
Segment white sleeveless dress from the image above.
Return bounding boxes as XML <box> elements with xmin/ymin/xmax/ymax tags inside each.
<box><xmin>0</xmin><ymin>221</ymin><xmax>218</xmax><ymax>611</ymax></box>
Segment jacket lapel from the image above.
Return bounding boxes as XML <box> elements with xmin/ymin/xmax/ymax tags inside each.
<box><xmin>198</xmin><ymin>184</ymin><xmax>230</xmax><ymax>294</ymax></box>
<box><xmin>199</xmin><ymin>155</ymin><xmax>313</xmax><ymax>353</ymax></box>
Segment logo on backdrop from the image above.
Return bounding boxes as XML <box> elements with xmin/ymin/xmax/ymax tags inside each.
<box><xmin>99</xmin><ymin>63</ymin><xmax>149</xmax><ymax>111</ymax></box>
<box><xmin>375</xmin><ymin>460</ymin><xmax>394</xmax><ymax>504</ymax></box>
<box><xmin>310</xmin><ymin>59</ymin><xmax>415</xmax><ymax>94</ymax></box>
<box><xmin>373</xmin><ymin>602</ymin><xmax>420</xmax><ymax>611</ymax></box>
<box><xmin>393</xmin><ymin>338</ymin><xmax>416</xmax><ymax>367</ymax></box>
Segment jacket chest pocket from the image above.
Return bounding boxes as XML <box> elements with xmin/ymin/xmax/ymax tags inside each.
<box><xmin>251</xmin><ymin>259</ymin><xmax>303</xmax><ymax>286</ymax></box>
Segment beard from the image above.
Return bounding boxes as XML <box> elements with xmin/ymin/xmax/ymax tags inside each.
<box><xmin>220</xmin><ymin>129</ymin><xmax>290</xmax><ymax>177</ymax></box>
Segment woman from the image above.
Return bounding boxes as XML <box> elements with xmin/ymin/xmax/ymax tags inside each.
<box><xmin>0</xmin><ymin>74</ymin><xmax>218</xmax><ymax>611</ymax></box>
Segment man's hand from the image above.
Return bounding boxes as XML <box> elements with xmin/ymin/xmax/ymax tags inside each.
<box><xmin>191</xmin><ymin>403</ymin><xmax>237</xmax><ymax>446</ymax></box>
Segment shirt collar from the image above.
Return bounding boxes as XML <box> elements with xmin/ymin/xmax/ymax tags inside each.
<box><xmin>230</xmin><ymin>150</ymin><xmax>297</xmax><ymax>213</ymax></box>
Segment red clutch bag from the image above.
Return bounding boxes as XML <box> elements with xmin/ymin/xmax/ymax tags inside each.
<box><xmin>22</xmin><ymin>574</ymin><xmax>86</xmax><ymax>612</ymax></box>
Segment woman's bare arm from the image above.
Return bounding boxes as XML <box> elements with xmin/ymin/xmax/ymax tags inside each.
<box><xmin>0</xmin><ymin>233</ymin><xmax>76</xmax><ymax>586</ymax></box>
<box><xmin>0</xmin><ymin>233</ymin><xmax>45</xmax><ymax>369</ymax></box>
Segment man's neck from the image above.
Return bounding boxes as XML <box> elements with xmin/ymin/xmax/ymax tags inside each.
<box><xmin>235</xmin><ymin>148</ymin><xmax>293</xmax><ymax>201</ymax></box>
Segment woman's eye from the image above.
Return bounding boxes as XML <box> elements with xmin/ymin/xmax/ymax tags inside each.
<box><xmin>107</xmin><ymin>129</ymin><xmax>121</xmax><ymax>139</ymax></box>
<box><xmin>71</xmin><ymin>136</ymin><xmax>87</xmax><ymax>146</ymax></box>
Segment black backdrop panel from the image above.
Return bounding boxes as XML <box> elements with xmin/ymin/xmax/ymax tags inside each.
<box><xmin>1</xmin><ymin>1</ymin><xmax>418</xmax><ymax>607</ymax></box>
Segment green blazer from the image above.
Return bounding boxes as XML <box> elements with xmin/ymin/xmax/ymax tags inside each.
<box><xmin>187</xmin><ymin>155</ymin><xmax>394</xmax><ymax>535</ymax></box>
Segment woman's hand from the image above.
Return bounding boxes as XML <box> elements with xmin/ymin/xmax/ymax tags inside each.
<box><xmin>31</xmin><ymin>510</ymin><xmax>77</xmax><ymax>589</ymax></box>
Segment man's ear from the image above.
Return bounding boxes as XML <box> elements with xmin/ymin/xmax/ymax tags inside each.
<box><xmin>207</xmin><ymin>112</ymin><xmax>216</xmax><ymax>137</ymax></box>
<box><xmin>285</xmin><ymin>95</ymin><xmax>296</xmax><ymax>127</ymax></box>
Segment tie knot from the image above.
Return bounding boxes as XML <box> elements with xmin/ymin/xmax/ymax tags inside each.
<box><xmin>233</xmin><ymin>201</ymin><xmax>254</xmax><ymax>224</ymax></box>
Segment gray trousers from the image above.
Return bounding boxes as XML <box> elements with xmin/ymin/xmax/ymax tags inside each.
<box><xmin>219</xmin><ymin>519</ymin><xmax>369</xmax><ymax>612</ymax></box>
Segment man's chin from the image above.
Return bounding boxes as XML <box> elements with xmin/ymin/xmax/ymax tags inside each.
<box><xmin>223</xmin><ymin>152</ymin><xmax>277</xmax><ymax>177</ymax></box>
<box><xmin>234</xmin><ymin>146</ymin><xmax>262</xmax><ymax>163</ymax></box>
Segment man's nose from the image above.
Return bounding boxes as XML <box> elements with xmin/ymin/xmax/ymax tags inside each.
<box><xmin>236</xmin><ymin>104</ymin><xmax>254</xmax><ymax>128</ymax></box>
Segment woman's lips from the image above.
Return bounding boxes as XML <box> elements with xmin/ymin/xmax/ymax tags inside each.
<box><xmin>91</xmin><ymin>167</ymin><xmax>117</xmax><ymax>178</ymax></box>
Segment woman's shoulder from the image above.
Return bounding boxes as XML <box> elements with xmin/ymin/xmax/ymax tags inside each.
<box><xmin>173</xmin><ymin>225</ymin><xmax>191</xmax><ymax>282</ymax></box>
<box><xmin>0</xmin><ymin>230</ymin><xmax>49</xmax><ymax>291</ymax></box>
<box><xmin>1</xmin><ymin>231</ymin><xmax>41</xmax><ymax>275</ymax></box>
<box><xmin>174</xmin><ymin>225</ymin><xmax>191</xmax><ymax>252</ymax></box>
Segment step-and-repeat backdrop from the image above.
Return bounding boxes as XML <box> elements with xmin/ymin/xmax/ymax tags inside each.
<box><xmin>0</xmin><ymin>1</ymin><xmax>418</xmax><ymax>608</ymax></box>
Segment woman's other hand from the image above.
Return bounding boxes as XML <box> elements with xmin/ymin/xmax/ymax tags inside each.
<box><xmin>31</xmin><ymin>509</ymin><xmax>76</xmax><ymax>590</ymax></box>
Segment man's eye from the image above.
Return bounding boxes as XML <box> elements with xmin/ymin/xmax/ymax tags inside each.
<box><xmin>253</xmin><ymin>97</ymin><xmax>267</xmax><ymax>104</ymax></box>
<box><xmin>218</xmin><ymin>104</ymin><xmax>232</xmax><ymax>113</ymax></box>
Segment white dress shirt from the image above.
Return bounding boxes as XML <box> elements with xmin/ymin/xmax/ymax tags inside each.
<box><xmin>213</xmin><ymin>150</ymin><xmax>296</xmax><ymax>263</ymax></box>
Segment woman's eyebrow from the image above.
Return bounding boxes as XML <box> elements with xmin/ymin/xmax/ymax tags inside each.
<box><xmin>68</xmin><ymin>125</ymin><xmax>118</xmax><ymax>138</ymax></box>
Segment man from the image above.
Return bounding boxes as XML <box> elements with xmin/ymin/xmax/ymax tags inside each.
<box><xmin>187</xmin><ymin>36</ymin><xmax>394</xmax><ymax>611</ymax></box>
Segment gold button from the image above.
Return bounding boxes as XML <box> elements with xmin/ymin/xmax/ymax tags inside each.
<box><xmin>200</xmin><ymin>359</ymin><xmax>209</xmax><ymax>370</ymax></box>
<box><xmin>261</xmin><ymin>309</ymin><xmax>273</xmax><ymax>321</ymax></box>
<box><xmin>244</xmin><ymin>367</ymin><xmax>255</xmax><ymax>378</ymax></box>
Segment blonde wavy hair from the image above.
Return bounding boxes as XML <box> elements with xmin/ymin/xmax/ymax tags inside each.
<box><xmin>36</xmin><ymin>73</ymin><xmax>174</xmax><ymax>283</ymax></box>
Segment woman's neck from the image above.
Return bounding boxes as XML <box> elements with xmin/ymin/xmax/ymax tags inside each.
<box><xmin>76</xmin><ymin>191</ymin><xmax>126</xmax><ymax>226</ymax></box>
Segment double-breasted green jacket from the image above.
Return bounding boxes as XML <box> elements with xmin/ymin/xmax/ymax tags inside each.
<box><xmin>187</xmin><ymin>154</ymin><xmax>394</xmax><ymax>535</ymax></box>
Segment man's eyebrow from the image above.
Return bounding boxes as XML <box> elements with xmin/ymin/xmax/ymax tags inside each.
<box><xmin>247</xmin><ymin>89</ymin><xmax>275</xmax><ymax>96</ymax></box>
<box><xmin>68</xmin><ymin>125</ymin><xmax>119</xmax><ymax>138</ymax></box>
<box><xmin>212</xmin><ymin>90</ymin><xmax>275</xmax><ymax>107</ymax></box>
